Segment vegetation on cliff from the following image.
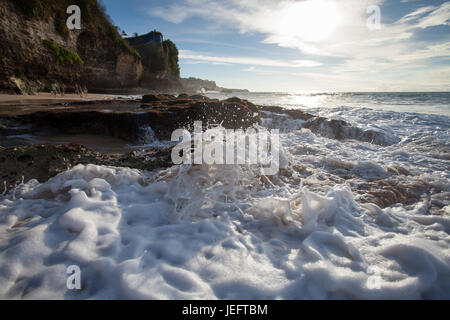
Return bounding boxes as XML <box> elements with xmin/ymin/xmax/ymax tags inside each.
<box><xmin>15</xmin><ymin>0</ymin><xmax>138</xmax><ymax>57</ymax></box>
<box><xmin>42</xmin><ymin>39</ymin><xmax>84</xmax><ymax>65</ymax></box>
<box><xmin>0</xmin><ymin>0</ymin><xmax>182</xmax><ymax>93</ymax></box>
<box><xmin>128</xmin><ymin>35</ymin><xmax>180</xmax><ymax>79</ymax></box>
<box><xmin>163</xmin><ymin>40</ymin><xmax>180</xmax><ymax>77</ymax></box>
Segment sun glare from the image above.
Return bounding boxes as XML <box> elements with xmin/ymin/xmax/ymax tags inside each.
<box><xmin>277</xmin><ymin>0</ymin><xmax>342</xmax><ymax>42</ymax></box>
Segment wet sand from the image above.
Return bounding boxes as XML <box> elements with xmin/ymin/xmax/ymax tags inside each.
<box><xmin>35</xmin><ymin>133</ymin><xmax>139</xmax><ymax>154</ymax></box>
<box><xmin>0</xmin><ymin>92</ymin><xmax>117</xmax><ymax>107</ymax></box>
<box><xmin>1</xmin><ymin>132</ymin><xmax>135</xmax><ymax>154</ymax></box>
<box><xmin>0</xmin><ymin>93</ymin><xmax>141</xmax><ymax>116</ymax></box>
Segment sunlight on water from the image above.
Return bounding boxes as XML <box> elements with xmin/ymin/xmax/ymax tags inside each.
<box><xmin>205</xmin><ymin>92</ymin><xmax>450</xmax><ymax>116</ymax></box>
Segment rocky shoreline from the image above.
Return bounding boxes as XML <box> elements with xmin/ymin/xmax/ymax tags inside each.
<box><xmin>0</xmin><ymin>94</ymin><xmax>398</xmax><ymax>145</ymax></box>
<box><xmin>0</xmin><ymin>143</ymin><xmax>173</xmax><ymax>193</ymax></box>
<box><xmin>0</xmin><ymin>94</ymin><xmax>261</xmax><ymax>192</ymax></box>
<box><xmin>1</xmin><ymin>94</ymin><xmax>440</xmax><ymax>212</ymax></box>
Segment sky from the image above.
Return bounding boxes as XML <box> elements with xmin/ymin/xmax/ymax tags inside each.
<box><xmin>102</xmin><ymin>0</ymin><xmax>450</xmax><ymax>92</ymax></box>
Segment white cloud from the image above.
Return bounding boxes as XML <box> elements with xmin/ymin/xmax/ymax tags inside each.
<box><xmin>392</xmin><ymin>42</ymin><xmax>450</xmax><ymax>63</ymax></box>
<box><xmin>397</xmin><ymin>6</ymin><xmax>437</xmax><ymax>24</ymax></box>
<box><xmin>179</xmin><ymin>50</ymin><xmax>322</xmax><ymax>67</ymax></box>
<box><xmin>152</xmin><ymin>0</ymin><xmax>449</xmax><ymax>55</ymax></box>
<box><xmin>415</xmin><ymin>2</ymin><xmax>450</xmax><ymax>29</ymax></box>
<box><xmin>151</xmin><ymin>0</ymin><xmax>450</xmax><ymax>91</ymax></box>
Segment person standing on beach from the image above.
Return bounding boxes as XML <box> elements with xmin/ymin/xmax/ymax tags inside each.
<box><xmin>75</xmin><ymin>83</ymin><xmax>83</xmax><ymax>97</ymax></box>
<box><xmin>51</xmin><ymin>83</ymin><xmax>57</xmax><ymax>96</ymax></box>
<box><xmin>83</xmin><ymin>85</ymin><xmax>88</xmax><ymax>97</ymax></box>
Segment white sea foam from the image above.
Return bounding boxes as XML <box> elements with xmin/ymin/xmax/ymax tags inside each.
<box><xmin>0</xmin><ymin>102</ymin><xmax>449</xmax><ymax>299</ymax></box>
<box><xmin>0</xmin><ymin>158</ymin><xmax>449</xmax><ymax>299</ymax></box>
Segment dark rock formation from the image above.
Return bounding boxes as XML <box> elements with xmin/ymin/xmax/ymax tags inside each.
<box><xmin>259</xmin><ymin>105</ymin><xmax>314</xmax><ymax>121</ymax></box>
<box><xmin>259</xmin><ymin>105</ymin><xmax>400</xmax><ymax>146</ymax></box>
<box><xmin>0</xmin><ymin>144</ymin><xmax>173</xmax><ymax>192</ymax></box>
<box><xmin>0</xmin><ymin>95</ymin><xmax>262</xmax><ymax>190</ymax></box>
<box><xmin>302</xmin><ymin>117</ymin><xmax>400</xmax><ymax>146</ymax></box>
<box><xmin>0</xmin><ymin>96</ymin><xmax>261</xmax><ymax>144</ymax></box>
<box><xmin>140</xmin><ymin>95</ymin><xmax>260</xmax><ymax>136</ymax></box>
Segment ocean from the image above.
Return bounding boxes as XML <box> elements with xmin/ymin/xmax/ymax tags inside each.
<box><xmin>206</xmin><ymin>91</ymin><xmax>450</xmax><ymax>116</ymax></box>
<box><xmin>0</xmin><ymin>91</ymin><xmax>449</xmax><ymax>299</ymax></box>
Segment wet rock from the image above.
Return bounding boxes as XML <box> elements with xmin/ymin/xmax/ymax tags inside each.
<box><xmin>142</xmin><ymin>94</ymin><xmax>165</xmax><ymax>103</ymax></box>
<box><xmin>356</xmin><ymin>178</ymin><xmax>436</xmax><ymax>209</ymax></box>
<box><xmin>303</xmin><ymin>118</ymin><xmax>352</xmax><ymax>140</ymax></box>
<box><xmin>260</xmin><ymin>106</ymin><xmax>399</xmax><ymax>146</ymax></box>
<box><xmin>225</xmin><ymin>97</ymin><xmax>243</xmax><ymax>104</ymax></box>
<box><xmin>138</xmin><ymin>95</ymin><xmax>261</xmax><ymax>138</ymax></box>
<box><xmin>189</xmin><ymin>94</ymin><xmax>210</xmax><ymax>101</ymax></box>
<box><xmin>0</xmin><ymin>96</ymin><xmax>261</xmax><ymax>144</ymax></box>
<box><xmin>0</xmin><ymin>143</ymin><xmax>173</xmax><ymax>193</ymax></box>
<box><xmin>387</xmin><ymin>165</ymin><xmax>412</xmax><ymax>176</ymax></box>
<box><xmin>303</xmin><ymin>117</ymin><xmax>399</xmax><ymax>146</ymax></box>
<box><xmin>259</xmin><ymin>106</ymin><xmax>314</xmax><ymax>121</ymax></box>
<box><xmin>16</xmin><ymin>153</ymin><xmax>33</xmax><ymax>162</ymax></box>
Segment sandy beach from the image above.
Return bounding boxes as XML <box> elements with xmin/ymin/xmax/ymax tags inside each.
<box><xmin>0</xmin><ymin>92</ymin><xmax>118</xmax><ymax>106</ymax></box>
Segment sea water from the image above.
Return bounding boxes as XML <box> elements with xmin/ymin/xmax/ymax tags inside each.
<box><xmin>0</xmin><ymin>92</ymin><xmax>449</xmax><ymax>299</ymax></box>
<box><xmin>206</xmin><ymin>91</ymin><xmax>450</xmax><ymax>116</ymax></box>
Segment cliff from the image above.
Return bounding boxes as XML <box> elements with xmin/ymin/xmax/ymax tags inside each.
<box><xmin>0</xmin><ymin>0</ymin><xmax>181</xmax><ymax>94</ymax></box>
<box><xmin>125</xmin><ymin>32</ymin><xmax>182</xmax><ymax>92</ymax></box>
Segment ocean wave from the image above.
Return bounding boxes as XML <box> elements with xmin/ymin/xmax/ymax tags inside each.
<box><xmin>0</xmin><ymin>161</ymin><xmax>449</xmax><ymax>299</ymax></box>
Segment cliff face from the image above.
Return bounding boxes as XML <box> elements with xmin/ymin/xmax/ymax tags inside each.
<box><xmin>75</xmin><ymin>29</ymin><xmax>143</xmax><ymax>90</ymax></box>
<box><xmin>127</xmin><ymin>34</ymin><xmax>182</xmax><ymax>93</ymax></box>
<box><xmin>0</xmin><ymin>0</ymin><xmax>144</xmax><ymax>94</ymax></box>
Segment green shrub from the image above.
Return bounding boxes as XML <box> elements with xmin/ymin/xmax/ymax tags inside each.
<box><xmin>15</xmin><ymin>0</ymin><xmax>53</xmax><ymax>20</ymax></box>
<box><xmin>42</xmin><ymin>40</ymin><xmax>84</xmax><ymax>65</ymax></box>
<box><xmin>104</xmin><ymin>23</ymin><xmax>139</xmax><ymax>57</ymax></box>
<box><xmin>163</xmin><ymin>40</ymin><xmax>180</xmax><ymax>77</ymax></box>
<box><xmin>76</xmin><ymin>0</ymin><xmax>95</xmax><ymax>20</ymax></box>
